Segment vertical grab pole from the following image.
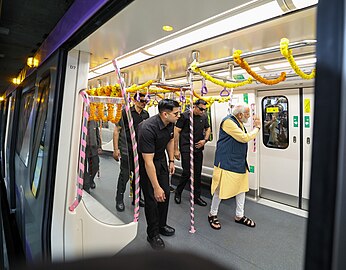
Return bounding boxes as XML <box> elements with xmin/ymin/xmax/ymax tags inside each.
<box><xmin>251</xmin><ymin>103</ymin><xmax>257</xmax><ymax>153</ymax></box>
<box><xmin>112</xmin><ymin>60</ymin><xmax>140</xmax><ymax>222</ymax></box>
<box><xmin>188</xmin><ymin>71</ymin><xmax>196</xmax><ymax>234</ymax></box>
<box><xmin>189</xmin><ymin>50</ymin><xmax>199</xmax><ymax>233</ymax></box>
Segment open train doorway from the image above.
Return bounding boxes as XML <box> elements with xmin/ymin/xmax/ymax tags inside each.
<box><xmin>257</xmin><ymin>88</ymin><xmax>313</xmax><ymax>210</ymax></box>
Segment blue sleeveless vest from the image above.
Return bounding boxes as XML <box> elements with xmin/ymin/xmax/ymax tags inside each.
<box><xmin>213</xmin><ymin>115</ymin><xmax>249</xmax><ymax>173</ymax></box>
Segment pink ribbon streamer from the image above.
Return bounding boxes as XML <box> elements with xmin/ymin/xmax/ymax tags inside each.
<box><xmin>69</xmin><ymin>90</ymin><xmax>90</xmax><ymax>212</ymax></box>
<box><xmin>112</xmin><ymin>60</ymin><xmax>140</xmax><ymax>222</ymax></box>
<box><xmin>251</xmin><ymin>103</ymin><xmax>257</xmax><ymax>153</ymax></box>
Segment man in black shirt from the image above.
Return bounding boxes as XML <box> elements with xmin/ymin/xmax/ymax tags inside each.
<box><xmin>174</xmin><ymin>99</ymin><xmax>211</xmax><ymax>206</ymax></box>
<box><xmin>138</xmin><ymin>99</ymin><xmax>180</xmax><ymax>250</ymax></box>
<box><xmin>113</xmin><ymin>93</ymin><xmax>149</xmax><ymax>211</ymax></box>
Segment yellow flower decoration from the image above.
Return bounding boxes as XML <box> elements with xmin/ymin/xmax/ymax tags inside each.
<box><xmin>280</xmin><ymin>38</ymin><xmax>316</xmax><ymax>80</ymax></box>
<box><xmin>114</xmin><ymin>104</ymin><xmax>122</xmax><ymax>124</ymax></box>
<box><xmin>111</xmin><ymin>84</ymin><xmax>121</xmax><ymax>97</ymax></box>
<box><xmin>190</xmin><ymin>60</ymin><xmax>253</xmax><ymax>88</ymax></box>
<box><xmin>89</xmin><ymin>103</ymin><xmax>98</xmax><ymax>121</ymax></box>
<box><xmin>233</xmin><ymin>50</ymin><xmax>286</xmax><ymax>85</ymax></box>
<box><xmin>126</xmin><ymin>80</ymin><xmax>154</xmax><ymax>92</ymax></box>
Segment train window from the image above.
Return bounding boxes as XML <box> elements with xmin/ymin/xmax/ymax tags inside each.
<box><xmin>30</xmin><ymin>76</ymin><xmax>50</xmax><ymax>197</ymax></box>
<box><xmin>182</xmin><ymin>104</ymin><xmax>213</xmax><ymax>141</ymax></box>
<box><xmin>262</xmin><ymin>96</ymin><xmax>288</xmax><ymax>149</ymax></box>
<box><xmin>206</xmin><ymin>107</ymin><xmax>213</xmax><ymax>141</ymax></box>
<box><xmin>16</xmin><ymin>87</ymin><xmax>35</xmax><ymax>166</ymax></box>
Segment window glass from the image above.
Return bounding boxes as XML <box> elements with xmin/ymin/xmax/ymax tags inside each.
<box><xmin>16</xmin><ymin>88</ymin><xmax>35</xmax><ymax>166</ymax></box>
<box><xmin>206</xmin><ymin>107</ymin><xmax>213</xmax><ymax>141</ymax></box>
<box><xmin>30</xmin><ymin>76</ymin><xmax>50</xmax><ymax>198</ymax></box>
<box><xmin>262</xmin><ymin>96</ymin><xmax>289</xmax><ymax>149</ymax></box>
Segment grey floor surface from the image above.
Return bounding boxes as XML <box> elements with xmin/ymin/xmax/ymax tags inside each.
<box><xmin>89</xmin><ymin>154</ymin><xmax>307</xmax><ymax>270</ymax></box>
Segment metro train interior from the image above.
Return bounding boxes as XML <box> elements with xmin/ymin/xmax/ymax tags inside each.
<box><xmin>0</xmin><ymin>0</ymin><xmax>345</xmax><ymax>269</ymax></box>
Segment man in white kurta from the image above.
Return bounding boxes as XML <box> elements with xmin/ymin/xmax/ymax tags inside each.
<box><xmin>208</xmin><ymin>103</ymin><xmax>261</xmax><ymax>230</ymax></box>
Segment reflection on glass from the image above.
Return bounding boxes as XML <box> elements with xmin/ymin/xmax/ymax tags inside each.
<box><xmin>17</xmin><ymin>89</ymin><xmax>35</xmax><ymax>166</ymax></box>
<box><xmin>262</xmin><ymin>96</ymin><xmax>289</xmax><ymax>149</ymax></box>
<box><xmin>32</xmin><ymin>145</ymin><xmax>44</xmax><ymax>197</ymax></box>
<box><xmin>81</xmin><ymin>115</ymin><xmax>133</xmax><ymax>224</ymax></box>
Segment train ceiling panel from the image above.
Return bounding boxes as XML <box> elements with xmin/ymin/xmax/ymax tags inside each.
<box><xmin>77</xmin><ymin>0</ymin><xmax>250</xmax><ymax>68</ymax></box>
<box><xmin>86</xmin><ymin>4</ymin><xmax>316</xmax><ymax>86</ymax></box>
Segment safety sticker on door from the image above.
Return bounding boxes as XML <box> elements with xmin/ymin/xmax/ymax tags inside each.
<box><xmin>304</xmin><ymin>99</ymin><xmax>311</xmax><ymax>113</ymax></box>
<box><xmin>304</xmin><ymin>116</ymin><xmax>310</xmax><ymax>128</ymax></box>
<box><xmin>243</xmin><ymin>93</ymin><xmax>248</xmax><ymax>104</ymax></box>
<box><xmin>293</xmin><ymin>116</ymin><xmax>298</xmax><ymax>127</ymax></box>
<box><xmin>249</xmin><ymin>165</ymin><xmax>255</xmax><ymax>173</ymax></box>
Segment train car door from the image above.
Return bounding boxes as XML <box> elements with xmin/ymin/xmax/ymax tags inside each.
<box><xmin>302</xmin><ymin>88</ymin><xmax>314</xmax><ymax>210</ymax></box>
<box><xmin>257</xmin><ymin>88</ymin><xmax>313</xmax><ymax>209</ymax></box>
<box><xmin>4</xmin><ymin>92</ymin><xmax>19</xmax><ymax>211</ymax></box>
<box><xmin>258</xmin><ymin>89</ymin><xmax>300</xmax><ymax>207</ymax></box>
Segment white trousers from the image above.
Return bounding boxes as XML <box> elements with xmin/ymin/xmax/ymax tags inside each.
<box><xmin>209</xmin><ymin>187</ymin><xmax>245</xmax><ymax>217</ymax></box>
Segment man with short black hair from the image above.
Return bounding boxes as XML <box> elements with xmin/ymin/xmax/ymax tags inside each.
<box><xmin>174</xmin><ymin>99</ymin><xmax>211</xmax><ymax>206</ymax></box>
<box><xmin>138</xmin><ymin>99</ymin><xmax>180</xmax><ymax>250</ymax></box>
<box><xmin>113</xmin><ymin>93</ymin><xmax>149</xmax><ymax>211</ymax></box>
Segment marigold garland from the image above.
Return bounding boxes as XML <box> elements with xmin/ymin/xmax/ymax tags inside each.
<box><xmin>107</xmin><ymin>103</ymin><xmax>115</xmax><ymax>122</ymax></box>
<box><xmin>89</xmin><ymin>103</ymin><xmax>98</xmax><ymax>121</ymax></box>
<box><xmin>127</xmin><ymin>80</ymin><xmax>154</xmax><ymax>92</ymax></box>
<box><xmin>111</xmin><ymin>84</ymin><xmax>121</xmax><ymax>97</ymax></box>
<box><xmin>157</xmin><ymin>85</ymin><xmax>183</xmax><ymax>92</ymax></box>
<box><xmin>190</xmin><ymin>60</ymin><xmax>253</xmax><ymax>88</ymax></box>
<box><xmin>114</xmin><ymin>104</ymin><xmax>122</xmax><ymax>124</ymax></box>
<box><xmin>233</xmin><ymin>50</ymin><xmax>286</xmax><ymax>85</ymax></box>
<box><xmin>86</xmin><ymin>84</ymin><xmax>123</xmax><ymax>121</ymax></box>
<box><xmin>280</xmin><ymin>38</ymin><xmax>316</xmax><ymax>80</ymax></box>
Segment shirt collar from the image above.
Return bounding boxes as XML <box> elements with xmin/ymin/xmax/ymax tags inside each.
<box><xmin>231</xmin><ymin>114</ymin><xmax>245</xmax><ymax>130</ymax></box>
<box><xmin>156</xmin><ymin>114</ymin><xmax>170</xmax><ymax>130</ymax></box>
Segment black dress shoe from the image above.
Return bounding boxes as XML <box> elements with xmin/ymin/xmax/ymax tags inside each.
<box><xmin>174</xmin><ymin>193</ymin><xmax>181</xmax><ymax>204</ymax></box>
<box><xmin>139</xmin><ymin>198</ymin><xmax>145</xmax><ymax>207</ymax></box>
<box><xmin>132</xmin><ymin>198</ymin><xmax>145</xmax><ymax>207</ymax></box>
<box><xmin>159</xmin><ymin>225</ymin><xmax>175</xmax><ymax>236</ymax></box>
<box><xmin>116</xmin><ymin>201</ymin><xmax>125</xmax><ymax>212</ymax></box>
<box><xmin>90</xmin><ymin>181</ymin><xmax>96</xmax><ymax>189</ymax></box>
<box><xmin>147</xmin><ymin>235</ymin><xmax>165</xmax><ymax>250</ymax></box>
<box><xmin>195</xmin><ymin>197</ymin><xmax>207</xmax><ymax>206</ymax></box>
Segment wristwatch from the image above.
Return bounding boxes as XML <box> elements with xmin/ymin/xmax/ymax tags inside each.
<box><xmin>169</xmin><ymin>160</ymin><xmax>175</xmax><ymax>163</ymax></box>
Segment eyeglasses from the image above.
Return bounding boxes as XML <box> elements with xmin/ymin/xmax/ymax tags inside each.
<box><xmin>197</xmin><ymin>106</ymin><xmax>206</xmax><ymax>111</ymax></box>
<box><xmin>171</xmin><ymin>111</ymin><xmax>180</xmax><ymax>116</ymax></box>
<box><xmin>138</xmin><ymin>99</ymin><xmax>147</xmax><ymax>103</ymax></box>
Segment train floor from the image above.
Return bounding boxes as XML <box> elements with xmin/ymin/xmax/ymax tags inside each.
<box><xmin>89</xmin><ymin>154</ymin><xmax>307</xmax><ymax>270</ymax></box>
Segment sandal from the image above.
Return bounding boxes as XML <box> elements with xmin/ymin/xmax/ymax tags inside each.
<box><xmin>235</xmin><ymin>216</ymin><xmax>256</xmax><ymax>228</ymax></box>
<box><xmin>208</xmin><ymin>215</ymin><xmax>221</xmax><ymax>230</ymax></box>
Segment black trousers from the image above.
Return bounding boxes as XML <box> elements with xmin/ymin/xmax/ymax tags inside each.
<box><xmin>175</xmin><ymin>151</ymin><xmax>203</xmax><ymax>198</ymax></box>
<box><xmin>84</xmin><ymin>155</ymin><xmax>99</xmax><ymax>192</ymax></box>
<box><xmin>140</xmin><ymin>159</ymin><xmax>170</xmax><ymax>238</ymax></box>
<box><xmin>116</xmin><ymin>152</ymin><xmax>142</xmax><ymax>203</ymax></box>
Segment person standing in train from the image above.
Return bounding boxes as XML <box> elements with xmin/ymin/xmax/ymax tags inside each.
<box><xmin>84</xmin><ymin>120</ymin><xmax>102</xmax><ymax>193</ymax></box>
<box><xmin>208</xmin><ymin>103</ymin><xmax>261</xmax><ymax>230</ymax></box>
<box><xmin>173</xmin><ymin>99</ymin><xmax>211</xmax><ymax>206</ymax></box>
<box><xmin>138</xmin><ymin>99</ymin><xmax>180</xmax><ymax>250</ymax></box>
<box><xmin>113</xmin><ymin>93</ymin><xmax>149</xmax><ymax>212</ymax></box>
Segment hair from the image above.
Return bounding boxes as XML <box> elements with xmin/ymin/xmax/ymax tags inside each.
<box><xmin>232</xmin><ymin>102</ymin><xmax>249</xmax><ymax>115</ymax></box>
<box><xmin>133</xmin><ymin>92</ymin><xmax>146</xmax><ymax>101</ymax></box>
<box><xmin>194</xmin><ymin>99</ymin><xmax>207</xmax><ymax>106</ymax></box>
<box><xmin>158</xmin><ymin>99</ymin><xmax>180</xmax><ymax>113</ymax></box>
